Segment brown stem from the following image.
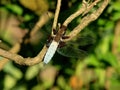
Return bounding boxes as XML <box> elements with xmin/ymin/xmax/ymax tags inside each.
<box><xmin>0</xmin><ymin>0</ymin><xmax>109</xmax><ymax>66</ymax></box>
<box><xmin>0</xmin><ymin>45</ymin><xmax>47</xmax><ymax>66</ymax></box>
<box><xmin>64</xmin><ymin>0</ymin><xmax>109</xmax><ymax>41</ymax></box>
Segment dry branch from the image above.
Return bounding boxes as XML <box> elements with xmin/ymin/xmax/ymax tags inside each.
<box><xmin>63</xmin><ymin>0</ymin><xmax>109</xmax><ymax>41</ymax></box>
<box><xmin>0</xmin><ymin>43</ymin><xmax>21</xmax><ymax>70</ymax></box>
<box><xmin>0</xmin><ymin>12</ymin><xmax>52</xmax><ymax>69</ymax></box>
<box><xmin>30</xmin><ymin>12</ymin><xmax>53</xmax><ymax>37</ymax></box>
<box><xmin>52</xmin><ymin>0</ymin><xmax>61</xmax><ymax>35</ymax></box>
<box><xmin>0</xmin><ymin>45</ymin><xmax>47</xmax><ymax>66</ymax></box>
<box><xmin>63</xmin><ymin>0</ymin><xmax>87</xmax><ymax>26</ymax></box>
<box><xmin>0</xmin><ymin>0</ymin><xmax>109</xmax><ymax>66</ymax></box>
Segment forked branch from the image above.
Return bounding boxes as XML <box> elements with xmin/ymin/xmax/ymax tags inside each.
<box><xmin>64</xmin><ymin>0</ymin><xmax>109</xmax><ymax>41</ymax></box>
<box><xmin>0</xmin><ymin>0</ymin><xmax>109</xmax><ymax>66</ymax></box>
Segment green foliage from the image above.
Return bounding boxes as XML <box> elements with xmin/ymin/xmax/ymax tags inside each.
<box><xmin>0</xmin><ymin>0</ymin><xmax>120</xmax><ymax>90</ymax></box>
<box><xmin>5</xmin><ymin>4</ymin><xmax>23</xmax><ymax>15</ymax></box>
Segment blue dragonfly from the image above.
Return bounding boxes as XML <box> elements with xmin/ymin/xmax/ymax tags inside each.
<box><xmin>43</xmin><ymin>24</ymin><xmax>94</xmax><ymax>64</ymax></box>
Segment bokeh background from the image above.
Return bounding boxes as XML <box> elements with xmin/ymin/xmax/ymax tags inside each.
<box><xmin>0</xmin><ymin>0</ymin><xmax>120</xmax><ymax>90</ymax></box>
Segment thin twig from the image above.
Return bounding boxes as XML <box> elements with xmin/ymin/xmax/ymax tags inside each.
<box><xmin>63</xmin><ymin>0</ymin><xmax>109</xmax><ymax>41</ymax></box>
<box><xmin>63</xmin><ymin>0</ymin><xmax>87</xmax><ymax>27</ymax></box>
<box><xmin>52</xmin><ymin>0</ymin><xmax>61</xmax><ymax>35</ymax></box>
<box><xmin>30</xmin><ymin>12</ymin><xmax>53</xmax><ymax>37</ymax></box>
<box><xmin>82</xmin><ymin>0</ymin><xmax>101</xmax><ymax>16</ymax></box>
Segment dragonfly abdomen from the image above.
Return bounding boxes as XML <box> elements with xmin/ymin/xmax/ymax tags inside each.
<box><xmin>43</xmin><ymin>40</ymin><xmax>59</xmax><ymax>64</ymax></box>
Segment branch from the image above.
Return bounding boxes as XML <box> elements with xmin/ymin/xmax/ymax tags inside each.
<box><xmin>82</xmin><ymin>0</ymin><xmax>100</xmax><ymax>16</ymax></box>
<box><xmin>63</xmin><ymin>0</ymin><xmax>87</xmax><ymax>27</ymax></box>
<box><xmin>0</xmin><ymin>10</ymin><xmax>53</xmax><ymax>68</ymax></box>
<box><xmin>0</xmin><ymin>43</ymin><xmax>21</xmax><ymax>70</ymax></box>
<box><xmin>0</xmin><ymin>12</ymin><xmax>52</xmax><ymax>67</ymax></box>
<box><xmin>30</xmin><ymin>12</ymin><xmax>53</xmax><ymax>37</ymax></box>
<box><xmin>63</xmin><ymin>0</ymin><xmax>109</xmax><ymax>41</ymax></box>
<box><xmin>0</xmin><ymin>0</ymin><xmax>109</xmax><ymax>66</ymax></box>
<box><xmin>52</xmin><ymin>0</ymin><xmax>61</xmax><ymax>35</ymax></box>
<box><xmin>0</xmin><ymin>45</ymin><xmax>47</xmax><ymax>66</ymax></box>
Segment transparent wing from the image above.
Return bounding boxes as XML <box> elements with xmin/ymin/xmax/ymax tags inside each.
<box><xmin>57</xmin><ymin>36</ymin><xmax>95</xmax><ymax>59</ymax></box>
<box><xmin>57</xmin><ymin>45</ymin><xmax>88</xmax><ymax>59</ymax></box>
<box><xmin>70</xmin><ymin>36</ymin><xmax>95</xmax><ymax>46</ymax></box>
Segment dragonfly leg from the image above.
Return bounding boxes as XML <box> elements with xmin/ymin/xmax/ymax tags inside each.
<box><xmin>62</xmin><ymin>35</ymin><xmax>70</xmax><ymax>39</ymax></box>
<box><xmin>58</xmin><ymin>41</ymin><xmax>66</xmax><ymax>48</ymax></box>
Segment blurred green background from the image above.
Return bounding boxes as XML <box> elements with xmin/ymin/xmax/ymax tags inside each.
<box><xmin>0</xmin><ymin>0</ymin><xmax>120</xmax><ymax>90</ymax></box>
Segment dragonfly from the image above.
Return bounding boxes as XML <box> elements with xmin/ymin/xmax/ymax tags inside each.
<box><xmin>43</xmin><ymin>24</ymin><xmax>94</xmax><ymax>64</ymax></box>
<box><xmin>43</xmin><ymin>25</ymin><xmax>67</xmax><ymax>64</ymax></box>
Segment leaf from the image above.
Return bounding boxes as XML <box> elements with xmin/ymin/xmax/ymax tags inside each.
<box><xmin>103</xmin><ymin>52</ymin><xmax>119</xmax><ymax>68</ymax></box>
<box><xmin>57</xmin><ymin>76</ymin><xmax>66</xmax><ymax>89</ymax></box>
<box><xmin>95</xmin><ymin>36</ymin><xmax>110</xmax><ymax>55</ymax></box>
<box><xmin>112</xmin><ymin>2</ymin><xmax>120</xmax><ymax>11</ymax></box>
<box><xmin>105</xmin><ymin>21</ymin><xmax>114</xmax><ymax>30</ymax></box>
<box><xmin>97</xmin><ymin>18</ymin><xmax>106</xmax><ymax>26</ymax></box>
<box><xmin>4</xmin><ymin>62</ymin><xmax>23</xmax><ymax>80</ymax></box>
<box><xmin>4</xmin><ymin>75</ymin><xmax>17</xmax><ymax>90</ymax></box>
<box><xmin>25</xmin><ymin>65</ymin><xmax>39</xmax><ymax>80</ymax></box>
<box><xmin>95</xmin><ymin>68</ymin><xmax>106</xmax><ymax>86</ymax></box>
<box><xmin>6</xmin><ymin>4</ymin><xmax>23</xmax><ymax>15</ymax></box>
<box><xmin>86</xmin><ymin>55</ymin><xmax>100</xmax><ymax>67</ymax></box>
<box><xmin>112</xmin><ymin>12</ymin><xmax>120</xmax><ymax>21</ymax></box>
<box><xmin>19</xmin><ymin>0</ymin><xmax>49</xmax><ymax>15</ymax></box>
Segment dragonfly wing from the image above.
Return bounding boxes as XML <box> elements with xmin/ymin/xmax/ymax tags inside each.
<box><xmin>57</xmin><ymin>45</ymin><xmax>88</xmax><ymax>59</ymax></box>
<box><xmin>70</xmin><ymin>36</ymin><xmax>95</xmax><ymax>46</ymax></box>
